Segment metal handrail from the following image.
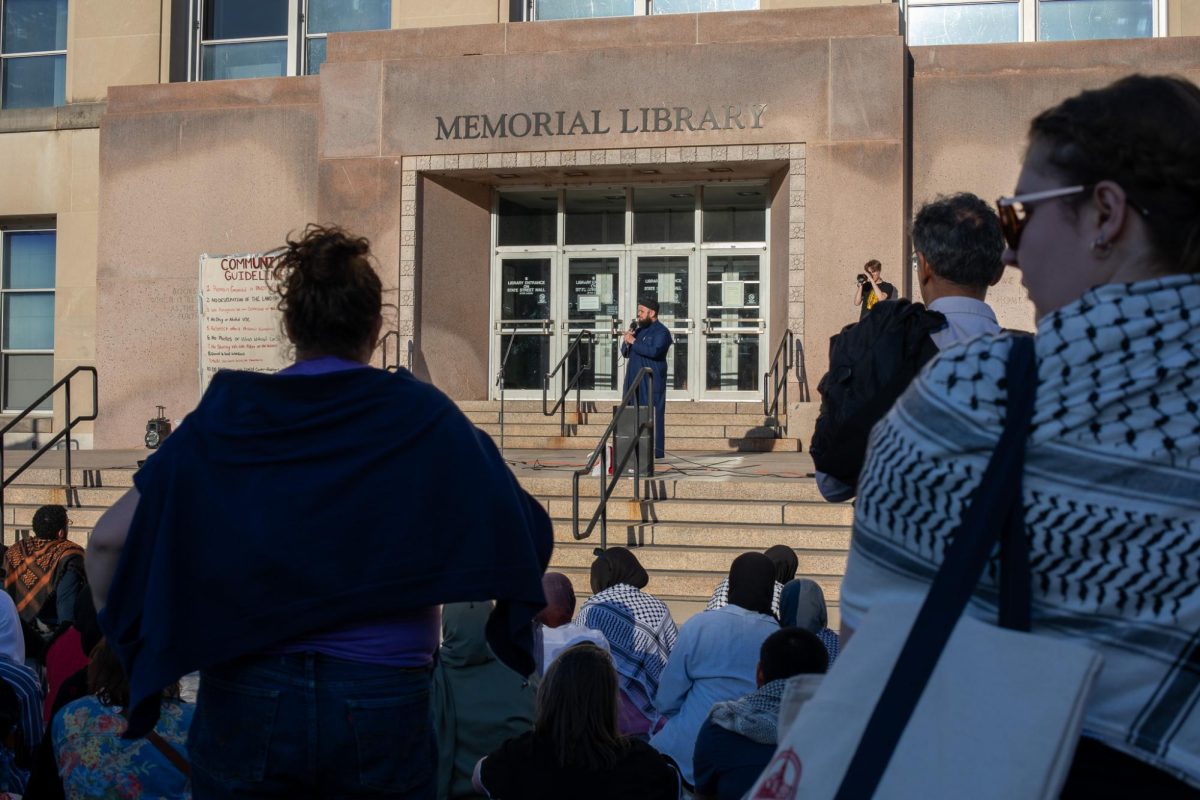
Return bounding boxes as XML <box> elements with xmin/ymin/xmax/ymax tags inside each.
<box><xmin>0</xmin><ymin>366</ymin><xmax>98</xmax><ymax>537</ymax></box>
<box><xmin>542</xmin><ymin>330</ymin><xmax>594</xmax><ymax>436</ymax></box>
<box><xmin>571</xmin><ymin>367</ymin><xmax>655</xmax><ymax>552</ymax></box>
<box><xmin>496</xmin><ymin>335</ymin><xmax>520</xmax><ymax>457</ymax></box>
<box><xmin>763</xmin><ymin>329</ymin><xmax>795</xmax><ymax>437</ymax></box>
<box><xmin>380</xmin><ymin>330</ymin><xmax>400</xmax><ymax>372</ymax></box>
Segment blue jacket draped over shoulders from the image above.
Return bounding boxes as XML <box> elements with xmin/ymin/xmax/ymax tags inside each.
<box><xmin>101</xmin><ymin>367</ymin><xmax>553</xmax><ymax>736</ymax></box>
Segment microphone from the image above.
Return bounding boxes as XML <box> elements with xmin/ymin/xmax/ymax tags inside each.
<box><xmin>629</xmin><ymin>319</ymin><xmax>638</xmax><ymax>333</ymax></box>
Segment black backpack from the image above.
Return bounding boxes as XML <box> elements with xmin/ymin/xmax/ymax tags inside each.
<box><xmin>810</xmin><ymin>299</ymin><xmax>946</xmax><ymax>491</ymax></box>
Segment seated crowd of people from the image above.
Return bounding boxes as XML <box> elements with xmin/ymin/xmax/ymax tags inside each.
<box><xmin>0</xmin><ymin>504</ymin><xmax>193</xmax><ymax>800</ymax></box>
<box><xmin>0</xmin><ymin>502</ymin><xmax>822</xmax><ymax>799</ymax></box>
<box><xmin>436</xmin><ymin>545</ymin><xmax>838</xmax><ymax>800</ymax></box>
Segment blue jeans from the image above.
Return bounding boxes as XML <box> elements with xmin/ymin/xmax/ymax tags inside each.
<box><xmin>188</xmin><ymin>653</ymin><xmax>435</xmax><ymax>799</ymax></box>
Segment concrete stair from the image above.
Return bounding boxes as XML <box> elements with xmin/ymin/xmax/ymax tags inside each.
<box><xmin>2</xmin><ymin>451</ymin><xmax>849</xmax><ymax>627</ymax></box>
<box><xmin>520</xmin><ymin>470</ymin><xmax>849</xmax><ymax>627</ymax></box>
<box><xmin>459</xmin><ymin>399</ymin><xmax>804</xmax><ymax>453</ymax></box>
<box><xmin>2</xmin><ymin>466</ymin><xmax>135</xmax><ymax>545</ymax></box>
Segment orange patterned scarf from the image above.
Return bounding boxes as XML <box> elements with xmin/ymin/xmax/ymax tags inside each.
<box><xmin>3</xmin><ymin>537</ymin><xmax>84</xmax><ymax>622</ymax></box>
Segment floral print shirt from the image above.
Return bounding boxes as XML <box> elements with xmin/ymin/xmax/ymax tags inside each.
<box><xmin>52</xmin><ymin>696</ymin><xmax>194</xmax><ymax>799</ymax></box>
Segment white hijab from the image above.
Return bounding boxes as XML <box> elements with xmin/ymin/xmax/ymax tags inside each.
<box><xmin>0</xmin><ymin>592</ymin><xmax>25</xmax><ymax>665</ymax></box>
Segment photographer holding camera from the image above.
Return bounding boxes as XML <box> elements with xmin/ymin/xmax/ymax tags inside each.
<box><xmin>852</xmin><ymin>259</ymin><xmax>894</xmax><ymax>321</ymax></box>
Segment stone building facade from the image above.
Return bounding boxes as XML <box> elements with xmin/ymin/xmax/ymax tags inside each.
<box><xmin>0</xmin><ymin>0</ymin><xmax>1197</xmax><ymax>447</ymax></box>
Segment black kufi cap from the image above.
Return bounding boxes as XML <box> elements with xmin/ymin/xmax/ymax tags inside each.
<box><xmin>637</xmin><ymin>297</ymin><xmax>660</xmax><ymax>313</ymax></box>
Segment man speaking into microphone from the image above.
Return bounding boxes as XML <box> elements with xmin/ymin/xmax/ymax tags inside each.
<box><xmin>621</xmin><ymin>296</ymin><xmax>673</xmax><ymax>459</ymax></box>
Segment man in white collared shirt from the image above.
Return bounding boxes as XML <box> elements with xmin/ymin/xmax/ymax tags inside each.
<box><xmin>816</xmin><ymin>193</ymin><xmax>1005</xmax><ymax>502</ymax></box>
<box><xmin>915</xmin><ymin>192</ymin><xmax>1006</xmax><ymax>349</ymax></box>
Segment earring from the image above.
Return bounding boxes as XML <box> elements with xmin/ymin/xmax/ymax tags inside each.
<box><xmin>1092</xmin><ymin>236</ymin><xmax>1112</xmax><ymax>255</ymax></box>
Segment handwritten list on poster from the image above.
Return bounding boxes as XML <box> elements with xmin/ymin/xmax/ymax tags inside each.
<box><xmin>199</xmin><ymin>253</ymin><xmax>290</xmax><ymax>394</ymax></box>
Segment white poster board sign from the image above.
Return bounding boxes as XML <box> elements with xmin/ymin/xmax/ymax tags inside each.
<box><xmin>198</xmin><ymin>253</ymin><xmax>291</xmax><ymax>395</ymax></box>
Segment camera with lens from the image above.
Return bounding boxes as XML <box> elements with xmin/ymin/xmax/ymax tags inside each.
<box><xmin>856</xmin><ymin>274</ymin><xmax>868</xmax><ymax>285</ymax></box>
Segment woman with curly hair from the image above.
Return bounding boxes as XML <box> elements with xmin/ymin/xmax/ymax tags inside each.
<box><xmin>87</xmin><ymin>225</ymin><xmax>553</xmax><ymax>798</ymax></box>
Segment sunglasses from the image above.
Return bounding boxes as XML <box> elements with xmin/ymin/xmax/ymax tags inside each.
<box><xmin>995</xmin><ymin>185</ymin><xmax>1090</xmax><ymax>251</ymax></box>
<box><xmin>996</xmin><ymin>184</ymin><xmax>1153</xmax><ymax>251</ymax></box>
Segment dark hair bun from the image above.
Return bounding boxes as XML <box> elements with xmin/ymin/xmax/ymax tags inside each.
<box><xmin>272</xmin><ymin>225</ymin><xmax>383</xmax><ymax>360</ymax></box>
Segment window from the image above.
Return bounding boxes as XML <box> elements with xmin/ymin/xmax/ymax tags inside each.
<box><xmin>1038</xmin><ymin>0</ymin><xmax>1153</xmax><ymax>40</ymax></box>
<box><xmin>194</xmin><ymin>0</ymin><xmax>391</xmax><ymax>81</ymax></box>
<box><xmin>0</xmin><ymin>0</ymin><xmax>67</xmax><ymax>109</ymax></box>
<box><xmin>905</xmin><ymin>0</ymin><xmax>1160</xmax><ymax>44</ymax></box>
<box><xmin>531</xmin><ymin>0</ymin><xmax>756</xmax><ymax>21</ymax></box>
<box><xmin>0</xmin><ymin>228</ymin><xmax>54</xmax><ymax>412</ymax></box>
<box><xmin>908</xmin><ymin>2</ymin><xmax>1020</xmax><ymax>45</ymax></box>
<box><xmin>304</xmin><ymin>0</ymin><xmax>390</xmax><ymax>74</ymax></box>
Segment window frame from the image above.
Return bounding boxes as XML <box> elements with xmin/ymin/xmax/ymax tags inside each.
<box><xmin>189</xmin><ymin>0</ymin><xmax>392</xmax><ymax>81</ymax></box>
<box><xmin>0</xmin><ymin>225</ymin><xmax>56</xmax><ymax>414</ymax></box>
<box><xmin>903</xmin><ymin>0</ymin><xmax>1167</xmax><ymax>43</ymax></box>
<box><xmin>527</xmin><ymin>0</ymin><xmax>760</xmax><ymax>22</ymax></box>
<box><xmin>0</xmin><ymin>0</ymin><xmax>69</xmax><ymax>110</ymax></box>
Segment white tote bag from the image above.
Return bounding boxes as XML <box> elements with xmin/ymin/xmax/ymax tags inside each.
<box><xmin>746</xmin><ymin>601</ymin><xmax>1102</xmax><ymax>799</ymax></box>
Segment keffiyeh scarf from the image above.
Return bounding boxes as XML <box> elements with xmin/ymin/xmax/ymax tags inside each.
<box><xmin>709</xmin><ymin>678</ymin><xmax>789</xmax><ymax>745</ymax></box>
<box><xmin>577</xmin><ymin>583</ymin><xmax>677</xmax><ymax>721</ymax></box>
<box><xmin>706</xmin><ymin>577</ymin><xmax>784</xmax><ymax>616</ymax></box>
<box><xmin>3</xmin><ymin>538</ymin><xmax>83</xmax><ymax>622</ymax></box>
<box><xmin>842</xmin><ymin>275</ymin><xmax>1200</xmax><ymax>787</ymax></box>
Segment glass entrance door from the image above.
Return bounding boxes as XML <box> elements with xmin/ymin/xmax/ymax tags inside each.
<box><xmin>564</xmin><ymin>256</ymin><xmax>622</xmax><ymax>394</ymax></box>
<box><xmin>491</xmin><ymin>183</ymin><xmax>769</xmax><ymax>402</ymax></box>
<box><xmin>495</xmin><ymin>256</ymin><xmax>553</xmax><ymax>391</ymax></box>
<box><xmin>702</xmin><ymin>253</ymin><xmax>764</xmax><ymax>399</ymax></box>
<box><xmin>635</xmin><ymin>254</ymin><xmax>694</xmax><ymax>400</ymax></box>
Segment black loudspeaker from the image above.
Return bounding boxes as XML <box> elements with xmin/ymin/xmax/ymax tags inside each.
<box><xmin>613</xmin><ymin>404</ymin><xmax>654</xmax><ymax>477</ymax></box>
<box><xmin>145</xmin><ymin>405</ymin><xmax>172</xmax><ymax>449</ymax></box>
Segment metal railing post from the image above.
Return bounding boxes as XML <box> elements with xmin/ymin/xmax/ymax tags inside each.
<box><xmin>570</xmin><ymin>367</ymin><xmax>655</xmax><ymax>547</ymax></box>
<box><xmin>543</xmin><ymin>329</ymin><xmax>594</xmax><ymax>437</ymax></box>
<box><xmin>763</xmin><ymin>329</ymin><xmax>796</xmax><ymax>438</ymax></box>
<box><xmin>497</xmin><ymin>334</ymin><xmax>517</xmax><ymax>459</ymax></box>
<box><xmin>64</xmin><ymin>378</ymin><xmax>72</xmax><ymax>499</ymax></box>
<box><xmin>599</xmin><ymin>440</ymin><xmax>607</xmax><ymax>552</ymax></box>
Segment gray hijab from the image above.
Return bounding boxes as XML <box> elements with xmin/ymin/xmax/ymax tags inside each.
<box><xmin>779</xmin><ymin>579</ymin><xmax>828</xmax><ymax>633</ymax></box>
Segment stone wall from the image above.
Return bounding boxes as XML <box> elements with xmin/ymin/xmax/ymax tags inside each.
<box><xmin>95</xmin><ymin>79</ymin><xmax>320</xmax><ymax>447</ymax></box>
<box><xmin>911</xmin><ymin>37</ymin><xmax>1200</xmax><ymax>332</ymax></box>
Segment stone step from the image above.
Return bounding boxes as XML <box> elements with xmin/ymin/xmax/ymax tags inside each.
<box><xmin>541</xmin><ymin>497</ymin><xmax>854</xmax><ymax>526</ymax></box>
<box><xmin>520</xmin><ymin>475</ymin><xmax>824</xmax><ymax>503</ymax></box>
<box><xmin>525</xmin><ymin>479</ymin><xmax>825</xmax><ymax>503</ymax></box>
<box><xmin>550</xmin><ymin>521</ymin><xmax>851</xmax><ymax>551</ymax></box>
<box><xmin>3</xmin><ymin>485</ymin><xmax>131</xmax><ymax>507</ymax></box>
<box><xmin>2</xmin><ymin>467</ymin><xmax>137</xmax><ymax>488</ymax></box>
<box><xmin>464</xmin><ymin>410</ymin><xmax>783</xmax><ymax>427</ymax></box>
<box><xmin>6</xmin><ymin>505</ymin><xmax>105</xmax><ymax>528</ymax></box>
<box><xmin>490</xmin><ymin>435</ymin><xmax>802</xmax><ymax>452</ymax></box>
<box><xmin>551</xmin><ymin>567</ymin><xmax>843</xmax><ymax>606</ymax></box>
<box><xmin>477</xmin><ymin>422</ymin><xmax>783</xmax><ymax>439</ymax></box>
<box><xmin>456</xmin><ymin>399</ymin><xmax>768</xmax><ymax>415</ymax></box>
<box><xmin>550</xmin><ymin>542</ymin><xmax>847</xmax><ymax>577</ymax></box>
<box><xmin>4</xmin><ymin>525</ymin><xmax>91</xmax><ymax>547</ymax></box>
